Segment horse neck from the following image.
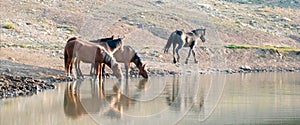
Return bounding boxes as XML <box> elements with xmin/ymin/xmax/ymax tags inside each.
<box><xmin>103</xmin><ymin>52</ymin><xmax>114</xmax><ymax>68</ymax></box>
<box><xmin>192</xmin><ymin>29</ymin><xmax>205</xmax><ymax>37</ymax></box>
<box><xmin>130</xmin><ymin>53</ymin><xmax>142</xmax><ymax>68</ymax></box>
<box><xmin>90</xmin><ymin>37</ymin><xmax>113</xmax><ymax>43</ymax></box>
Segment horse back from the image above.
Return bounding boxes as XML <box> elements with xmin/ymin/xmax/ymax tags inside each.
<box><xmin>113</xmin><ymin>45</ymin><xmax>136</xmax><ymax>63</ymax></box>
<box><xmin>175</xmin><ymin>30</ymin><xmax>183</xmax><ymax>36</ymax></box>
<box><xmin>67</xmin><ymin>37</ymin><xmax>77</xmax><ymax>43</ymax></box>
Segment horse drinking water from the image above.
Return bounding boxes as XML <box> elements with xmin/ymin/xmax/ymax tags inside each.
<box><xmin>113</xmin><ymin>45</ymin><xmax>148</xmax><ymax>78</ymax></box>
<box><xmin>88</xmin><ymin>36</ymin><xmax>123</xmax><ymax>76</ymax></box>
<box><xmin>64</xmin><ymin>37</ymin><xmax>123</xmax><ymax>82</ymax></box>
<box><xmin>90</xmin><ymin>37</ymin><xmax>148</xmax><ymax>79</ymax></box>
<box><xmin>163</xmin><ymin>28</ymin><xmax>206</xmax><ymax>64</ymax></box>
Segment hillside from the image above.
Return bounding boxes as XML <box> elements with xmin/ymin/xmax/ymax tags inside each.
<box><xmin>1</xmin><ymin>0</ymin><xmax>300</xmax><ymax>78</ymax></box>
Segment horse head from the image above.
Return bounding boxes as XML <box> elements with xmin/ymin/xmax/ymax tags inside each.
<box><xmin>131</xmin><ymin>53</ymin><xmax>148</xmax><ymax>79</ymax></box>
<box><xmin>111</xmin><ymin>63</ymin><xmax>123</xmax><ymax>81</ymax></box>
<box><xmin>193</xmin><ymin>28</ymin><xmax>206</xmax><ymax>43</ymax></box>
<box><xmin>138</xmin><ymin>64</ymin><xmax>148</xmax><ymax>79</ymax></box>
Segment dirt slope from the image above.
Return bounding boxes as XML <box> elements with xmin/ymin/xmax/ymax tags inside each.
<box><xmin>1</xmin><ymin>0</ymin><xmax>300</xmax><ymax>78</ymax></box>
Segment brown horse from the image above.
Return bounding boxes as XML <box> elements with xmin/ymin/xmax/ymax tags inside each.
<box><xmin>113</xmin><ymin>45</ymin><xmax>148</xmax><ymax>78</ymax></box>
<box><xmin>163</xmin><ymin>28</ymin><xmax>206</xmax><ymax>64</ymax></box>
<box><xmin>64</xmin><ymin>37</ymin><xmax>123</xmax><ymax>81</ymax></box>
<box><xmin>88</xmin><ymin>36</ymin><xmax>123</xmax><ymax>75</ymax></box>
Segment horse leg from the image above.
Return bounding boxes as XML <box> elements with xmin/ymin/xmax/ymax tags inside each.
<box><xmin>172</xmin><ymin>42</ymin><xmax>177</xmax><ymax>63</ymax></box>
<box><xmin>99</xmin><ymin>63</ymin><xmax>104</xmax><ymax>83</ymax></box>
<box><xmin>96</xmin><ymin>63</ymin><xmax>105</xmax><ymax>83</ymax></box>
<box><xmin>77</xmin><ymin>61</ymin><xmax>84</xmax><ymax>79</ymax></box>
<box><xmin>192</xmin><ymin>49</ymin><xmax>198</xmax><ymax>63</ymax></box>
<box><xmin>74</xmin><ymin>59</ymin><xmax>79</xmax><ymax>78</ymax></box>
<box><xmin>95</xmin><ymin>63</ymin><xmax>100</xmax><ymax>81</ymax></box>
<box><xmin>125</xmin><ymin>63</ymin><xmax>129</xmax><ymax>78</ymax></box>
<box><xmin>176</xmin><ymin>43</ymin><xmax>183</xmax><ymax>63</ymax></box>
<box><xmin>75</xmin><ymin>59</ymin><xmax>83</xmax><ymax>79</ymax></box>
<box><xmin>66</xmin><ymin>58</ymin><xmax>73</xmax><ymax>80</ymax></box>
<box><xmin>185</xmin><ymin>48</ymin><xmax>192</xmax><ymax>64</ymax></box>
<box><xmin>90</xmin><ymin>64</ymin><xmax>94</xmax><ymax>76</ymax></box>
<box><xmin>101</xmin><ymin>64</ymin><xmax>106</xmax><ymax>78</ymax></box>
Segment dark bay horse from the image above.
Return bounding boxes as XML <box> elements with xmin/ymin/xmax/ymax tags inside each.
<box><xmin>163</xmin><ymin>28</ymin><xmax>206</xmax><ymax>64</ymax></box>
<box><xmin>64</xmin><ymin>37</ymin><xmax>123</xmax><ymax>81</ymax></box>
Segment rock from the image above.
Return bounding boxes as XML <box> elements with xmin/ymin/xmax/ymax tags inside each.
<box><xmin>5</xmin><ymin>68</ymin><xmax>11</xmax><ymax>73</ymax></box>
<box><xmin>249</xmin><ymin>20</ymin><xmax>256</xmax><ymax>26</ymax></box>
<box><xmin>8</xmin><ymin>57</ymin><xmax>15</xmax><ymax>61</ymax></box>
<box><xmin>0</xmin><ymin>74</ymin><xmax>55</xmax><ymax>99</ymax></box>
<box><xmin>197</xmin><ymin>3</ymin><xmax>212</xmax><ymax>10</ymax></box>
<box><xmin>240</xmin><ymin>65</ymin><xmax>251</xmax><ymax>70</ymax></box>
<box><xmin>155</xmin><ymin>0</ymin><xmax>165</xmax><ymax>4</ymax></box>
<box><xmin>280</xmin><ymin>17</ymin><xmax>291</xmax><ymax>22</ymax></box>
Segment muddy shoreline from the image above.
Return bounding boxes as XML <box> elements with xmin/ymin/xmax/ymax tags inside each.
<box><xmin>1</xmin><ymin>59</ymin><xmax>299</xmax><ymax>99</ymax></box>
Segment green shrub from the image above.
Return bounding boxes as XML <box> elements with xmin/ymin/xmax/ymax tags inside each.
<box><xmin>3</xmin><ymin>22</ymin><xmax>15</xmax><ymax>29</ymax></box>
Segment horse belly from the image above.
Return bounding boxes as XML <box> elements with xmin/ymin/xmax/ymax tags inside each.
<box><xmin>76</xmin><ymin>47</ymin><xmax>97</xmax><ymax>64</ymax></box>
<box><xmin>183</xmin><ymin>42</ymin><xmax>190</xmax><ymax>47</ymax></box>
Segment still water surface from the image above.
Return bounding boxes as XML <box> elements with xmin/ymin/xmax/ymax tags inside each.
<box><xmin>1</xmin><ymin>72</ymin><xmax>300</xmax><ymax>125</ymax></box>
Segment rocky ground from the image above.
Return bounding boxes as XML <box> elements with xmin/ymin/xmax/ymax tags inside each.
<box><xmin>1</xmin><ymin>0</ymin><xmax>300</xmax><ymax>99</ymax></box>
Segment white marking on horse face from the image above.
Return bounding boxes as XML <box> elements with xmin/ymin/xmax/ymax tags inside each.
<box><xmin>110</xmin><ymin>55</ymin><xmax>116</xmax><ymax>66</ymax></box>
<box><xmin>102</xmin><ymin>50</ymin><xmax>106</xmax><ymax>59</ymax></box>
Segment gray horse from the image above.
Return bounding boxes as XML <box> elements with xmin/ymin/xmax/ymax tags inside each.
<box><xmin>163</xmin><ymin>28</ymin><xmax>206</xmax><ymax>64</ymax></box>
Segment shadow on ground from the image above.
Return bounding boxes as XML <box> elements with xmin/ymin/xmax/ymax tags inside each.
<box><xmin>0</xmin><ymin>60</ymin><xmax>65</xmax><ymax>81</ymax></box>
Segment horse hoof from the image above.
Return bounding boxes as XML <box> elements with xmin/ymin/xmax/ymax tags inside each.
<box><xmin>185</xmin><ymin>61</ymin><xmax>188</xmax><ymax>64</ymax></box>
<box><xmin>195</xmin><ymin>61</ymin><xmax>199</xmax><ymax>64</ymax></box>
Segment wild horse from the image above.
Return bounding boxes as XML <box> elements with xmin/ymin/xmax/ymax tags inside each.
<box><xmin>113</xmin><ymin>45</ymin><xmax>148</xmax><ymax>78</ymax></box>
<box><xmin>64</xmin><ymin>37</ymin><xmax>123</xmax><ymax>81</ymax></box>
<box><xmin>163</xmin><ymin>28</ymin><xmax>206</xmax><ymax>64</ymax></box>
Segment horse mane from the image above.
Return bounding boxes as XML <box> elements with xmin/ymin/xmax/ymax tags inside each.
<box><xmin>175</xmin><ymin>30</ymin><xmax>183</xmax><ymax>36</ymax></box>
<box><xmin>67</xmin><ymin>37</ymin><xmax>77</xmax><ymax>43</ymax></box>
<box><xmin>192</xmin><ymin>28</ymin><xmax>206</xmax><ymax>36</ymax></box>
<box><xmin>106</xmin><ymin>38</ymin><xmax>122</xmax><ymax>50</ymax></box>
<box><xmin>130</xmin><ymin>53</ymin><xmax>142</xmax><ymax>67</ymax></box>
<box><xmin>90</xmin><ymin>36</ymin><xmax>114</xmax><ymax>43</ymax></box>
<box><xmin>100</xmin><ymin>46</ymin><xmax>116</xmax><ymax>67</ymax></box>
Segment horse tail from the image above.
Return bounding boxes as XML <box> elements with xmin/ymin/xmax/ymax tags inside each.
<box><xmin>64</xmin><ymin>37</ymin><xmax>76</xmax><ymax>69</ymax></box>
<box><xmin>163</xmin><ymin>33</ymin><xmax>175</xmax><ymax>53</ymax></box>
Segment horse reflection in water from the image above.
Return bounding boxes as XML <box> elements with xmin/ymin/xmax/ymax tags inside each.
<box><xmin>64</xmin><ymin>76</ymin><xmax>204</xmax><ymax>120</ymax></box>
<box><xmin>64</xmin><ymin>79</ymin><xmax>103</xmax><ymax>119</ymax></box>
<box><xmin>165</xmin><ymin>76</ymin><xmax>204</xmax><ymax>112</ymax></box>
<box><xmin>63</xmin><ymin>78</ymin><xmax>148</xmax><ymax>119</ymax></box>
